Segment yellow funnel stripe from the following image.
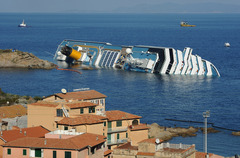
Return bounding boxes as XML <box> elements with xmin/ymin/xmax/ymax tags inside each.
<box><xmin>69</xmin><ymin>49</ymin><xmax>82</xmax><ymax>60</ymax></box>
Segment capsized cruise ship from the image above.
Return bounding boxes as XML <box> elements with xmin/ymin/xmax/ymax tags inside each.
<box><xmin>54</xmin><ymin>39</ymin><xmax>220</xmax><ymax>77</ymax></box>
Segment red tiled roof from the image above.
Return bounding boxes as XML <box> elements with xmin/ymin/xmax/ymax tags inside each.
<box><xmin>138</xmin><ymin>138</ymin><xmax>164</xmax><ymax>144</ymax></box>
<box><xmin>137</xmin><ymin>152</ymin><xmax>155</xmax><ymax>156</ymax></box>
<box><xmin>55</xmin><ymin>90</ymin><xmax>107</xmax><ymax>100</ymax></box>
<box><xmin>105</xmin><ymin>110</ymin><xmax>141</xmax><ymax>121</ymax></box>
<box><xmin>66</xmin><ymin>102</ymin><xmax>97</xmax><ymax>109</ymax></box>
<box><xmin>195</xmin><ymin>152</ymin><xmax>224</xmax><ymax>158</ymax></box>
<box><xmin>0</xmin><ymin>126</ymin><xmax>50</xmax><ymax>142</ymax></box>
<box><xmin>104</xmin><ymin>149</ymin><xmax>112</xmax><ymax>156</ymax></box>
<box><xmin>130</xmin><ymin>124</ymin><xmax>150</xmax><ymax>131</ymax></box>
<box><xmin>57</xmin><ymin>114</ymin><xmax>106</xmax><ymax>125</ymax></box>
<box><xmin>3</xmin><ymin>133</ymin><xmax>106</xmax><ymax>150</ymax></box>
<box><xmin>29</xmin><ymin>101</ymin><xmax>59</xmax><ymax>108</ymax></box>
<box><xmin>115</xmin><ymin>142</ymin><xmax>138</xmax><ymax>150</ymax></box>
<box><xmin>0</xmin><ymin>105</ymin><xmax>27</xmax><ymax>118</ymax></box>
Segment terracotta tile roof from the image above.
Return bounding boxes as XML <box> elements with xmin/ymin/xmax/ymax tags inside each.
<box><xmin>3</xmin><ymin>133</ymin><xmax>106</xmax><ymax>150</ymax></box>
<box><xmin>55</xmin><ymin>90</ymin><xmax>107</xmax><ymax>100</ymax></box>
<box><xmin>137</xmin><ymin>152</ymin><xmax>155</xmax><ymax>156</ymax></box>
<box><xmin>66</xmin><ymin>102</ymin><xmax>97</xmax><ymax>109</ymax></box>
<box><xmin>115</xmin><ymin>142</ymin><xmax>138</xmax><ymax>150</ymax></box>
<box><xmin>29</xmin><ymin>101</ymin><xmax>59</xmax><ymax>108</ymax></box>
<box><xmin>195</xmin><ymin>152</ymin><xmax>223</xmax><ymax>158</ymax></box>
<box><xmin>57</xmin><ymin>114</ymin><xmax>106</xmax><ymax>125</ymax></box>
<box><xmin>104</xmin><ymin>149</ymin><xmax>113</xmax><ymax>156</ymax></box>
<box><xmin>0</xmin><ymin>105</ymin><xmax>27</xmax><ymax>118</ymax></box>
<box><xmin>105</xmin><ymin>110</ymin><xmax>141</xmax><ymax>121</ymax></box>
<box><xmin>0</xmin><ymin>126</ymin><xmax>50</xmax><ymax>142</ymax></box>
<box><xmin>138</xmin><ymin>138</ymin><xmax>164</xmax><ymax>144</ymax></box>
<box><xmin>129</xmin><ymin>124</ymin><xmax>150</xmax><ymax>131</ymax></box>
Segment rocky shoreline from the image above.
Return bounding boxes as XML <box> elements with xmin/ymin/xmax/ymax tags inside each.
<box><xmin>0</xmin><ymin>49</ymin><xmax>57</xmax><ymax>69</ymax></box>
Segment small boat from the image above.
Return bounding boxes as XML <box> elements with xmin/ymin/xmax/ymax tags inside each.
<box><xmin>180</xmin><ymin>21</ymin><xmax>196</xmax><ymax>27</ymax></box>
<box><xmin>18</xmin><ymin>19</ymin><xmax>27</xmax><ymax>27</ymax></box>
<box><xmin>224</xmin><ymin>43</ymin><xmax>230</xmax><ymax>47</ymax></box>
<box><xmin>54</xmin><ymin>39</ymin><xmax>220</xmax><ymax>77</ymax></box>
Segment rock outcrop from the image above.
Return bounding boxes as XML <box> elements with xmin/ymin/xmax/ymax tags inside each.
<box><xmin>232</xmin><ymin>131</ymin><xmax>240</xmax><ymax>136</ymax></box>
<box><xmin>0</xmin><ymin>49</ymin><xmax>57</xmax><ymax>69</ymax></box>
<box><xmin>148</xmin><ymin>123</ymin><xmax>199</xmax><ymax>141</ymax></box>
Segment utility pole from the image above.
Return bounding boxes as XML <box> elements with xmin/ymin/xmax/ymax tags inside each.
<box><xmin>203</xmin><ymin>110</ymin><xmax>210</xmax><ymax>155</ymax></box>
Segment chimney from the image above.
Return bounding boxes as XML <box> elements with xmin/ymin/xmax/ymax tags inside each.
<box><xmin>1</xmin><ymin>131</ymin><xmax>2</xmax><ymax>136</ymax></box>
<box><xmin>20</xmin><ymin>128</ymin><xmax>22</xmax><ymax>133</ymax></box>
<box><xmin>24</xmin><ymin>131</ymin><xmax>26</xmax><ymax>136</ymax></box>
<box><xmin>44</xmin><ymin>139</ymin><xmax>47</xmax><ymax>145</ymax></box>
<box><xmin>96</xmin><ymin>136</ymin><xmax>98</xmax><ymax>141</ymax></box>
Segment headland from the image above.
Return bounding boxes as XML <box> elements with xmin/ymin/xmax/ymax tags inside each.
<box><xmin>0</xmin><ymin>49</ymin><xmax>56</xmax><ymax>69</ymax></box>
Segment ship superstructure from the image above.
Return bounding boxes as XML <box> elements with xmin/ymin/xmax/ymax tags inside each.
<box><xmin>55</xmin><ymin>39</ymin><xmax>220</xmax><ymax>77</ymax></box>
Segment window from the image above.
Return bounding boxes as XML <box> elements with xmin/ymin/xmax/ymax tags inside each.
<box><xmin>116</xmin><ymin>120</ymin><xmax>122</xmax><ymax>127</ymax></box>
<box><xmin>117</xmin><ymin>133</ymin><xmax>120</xmax><ymax>140</ymax></box>
<box><xmin>23</xmin><ymin>149</ymin><xmax>27</xmax><ymax>156</ymax></box>
<box><xmin>56</xmin><ymin>124</ymin><xmax>58</xmax><ymax>129</ymax></box>
<box><xmin>56</xmin><ymin>109</ymin><xmax>63</xmax><ymax>117</ymax></box>
<box><xmin>100</xmin><ymin>99</ymin><xmax>104</xmax><ymax>105</ymax></box>
<box><xmin>126</xmin><ymin>133</ymin><xmax>128</xmax><ymax>138</ymax></box>
<box><xmin>104</xmin><ymin>122</ymin><xmax>106</xmax><ymax>126</ymax></box>
<box><xmin>80</xmin><ymin>108</ymin><xmax>84</xmax><ymax>114</ymax></box>
<box><xmin>65</xmin><ymin>151</ymin><xmax>71</xmax><ymax>158</ymax></box>
<box><xmin>64</xmin><ymin>126</ymin><xmax>68</xmax><ymax>130</ymax></box>
<box><xmin>91</xmin><ymin>147</ymin><xmax>95</xmax><ymax>155</ymax></box>
<box><xmin>89</xmin><ymin>107</ymin><xmax>95</xmax><ymax>113</ymax></box>
<box><xmin>53</xmin><ymin>151</ymin><xmax>57</xmax><ymax>158</ymax></box>
<box><xmin>7</xmin><ymin>149</ymin><xmax>11</xmax><ymax>155</ymax></box>
<box><xmin>35</xmin><ymin>149</ymin><xmax>42</xmax><ymax>157</ymax></box>
<box><xmin>108</xmin><ymin>122</ymin><xmax>112</xmax><ymax>129</ymax></box>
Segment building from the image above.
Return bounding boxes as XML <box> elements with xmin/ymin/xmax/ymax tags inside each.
<box><xmin>0</xmin><ymin>105</ymin><xmax>27</xmax><ymax>119</ymax></box>
<box><xmin>27</xmin><ymin>90</ymin><xmax>150</xmax><ymax>150</ymax></box>
<box><xmin>0</xmin><ymin>126</ymin><xmax>50</xmax><ymax>158</ymax></box>
<box><xmin>2</xmin><ymin>132</ymin><xmax>107</xmax><ymax>158</ymax></box>
<box><xmin>112</xmin><ymin>138</ymin><xmax>196</xmax><ymax>158</ymax></box>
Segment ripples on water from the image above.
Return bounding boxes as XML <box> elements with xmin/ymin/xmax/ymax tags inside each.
<box><xmin>0</xmin><ymin>13</ymin><xmax>240</xmax><ymax>156</ymax></box>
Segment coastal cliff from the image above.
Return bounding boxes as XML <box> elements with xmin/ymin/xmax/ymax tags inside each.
<box><xmin>0</xmin><ymin>49</ymin><xmax>57</xmax><ymax>69</ymax></box>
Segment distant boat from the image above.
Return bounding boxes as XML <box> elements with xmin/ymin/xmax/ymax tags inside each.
<box><xmin>224</xmin><ymin>42</ymin><xmax>230</xmax><ymax>47</ymax></box>
<box><xmin>180</xmin><ymin>21</ymin><xmax>196</xmax><ymax>27</ymax></box>
<box><xmin>18</xmin><ymin>19</ymin><xmax>27</xmax><ymax>27</ymax></box>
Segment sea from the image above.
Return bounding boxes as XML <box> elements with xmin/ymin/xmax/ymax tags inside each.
<box><xmin>0</xmin><ymin>13</ymin><xmax>239</xmax><ymax>156</ymax></box>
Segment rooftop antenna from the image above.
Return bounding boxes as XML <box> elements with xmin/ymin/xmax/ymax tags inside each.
<box><xmin>203</xmin><ymin>110</ymin><xmax>210</xmax><ymax>155</ymax></box>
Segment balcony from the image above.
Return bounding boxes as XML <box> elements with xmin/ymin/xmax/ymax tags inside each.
<box><xmin>107</xmin><ymin>139</ymin><xmax>128</xmax><ymax>145</ymax></box>
<box><xmin>107</xmin><ymin>127</ymin><xmax>128</xmax><ymax>133</ymax></box>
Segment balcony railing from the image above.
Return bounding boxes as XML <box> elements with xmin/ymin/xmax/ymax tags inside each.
<box><xmin>107</xmin><ymin>127</ymin><xmax>128</xmax><ymax>133</ymax></box>
<box><xmin>107</xmin><ymin>139</ymin><xmax>128</xmax><ymax>145</ymax></box>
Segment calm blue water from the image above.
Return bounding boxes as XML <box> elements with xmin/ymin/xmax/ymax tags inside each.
<box><xmin>0</xmin><ymin>13</ymin><xmax>240</xmax><ymax>156</ymax></box>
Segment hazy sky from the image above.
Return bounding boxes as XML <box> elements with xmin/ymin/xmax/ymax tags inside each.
<box><xmin>1</xmin><ymin>0</ymin><xmax>240</xmax><ymax>13</ymax></box>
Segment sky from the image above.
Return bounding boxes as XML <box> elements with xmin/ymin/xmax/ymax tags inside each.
<box><xmin>1</xmin><ymin>0</ymin><xmax>240</xmax><ymax>13</ymax></box>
